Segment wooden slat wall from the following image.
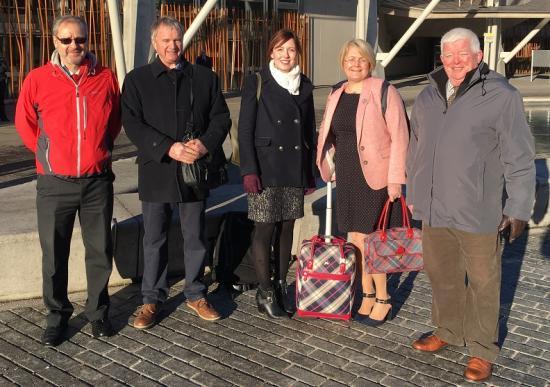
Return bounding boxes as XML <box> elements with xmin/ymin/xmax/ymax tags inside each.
<box><xmin>0</xmin><ymin>1</ymin><xmax>309</xmax><ymax>97</ymax></box>
<box><xmin>160</xmin><ymin>3</ymin><xmax>309</xmax><ymax>91</ymax></box>
<box><xmin>0</xmin><ymin>0</ymin><xmax>118</xmax><ymax>97</ymax></box>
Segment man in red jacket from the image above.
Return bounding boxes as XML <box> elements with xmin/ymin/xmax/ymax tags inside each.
<box><xmin>15</xmin><ymin>15</ymin><xmax>121</xmax><ymax>347</ymax></box>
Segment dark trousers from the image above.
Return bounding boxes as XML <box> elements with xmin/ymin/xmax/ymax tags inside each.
<box><xmin>141</xmin><ymin>201</ymin><xmax>207</xmax><ymax>304</ymax></box>
<box><xmin>36</xmin><ymin>174</ymin><xmax>113</xmax><ymax>327</ymax></box>
<box><xmin>423</xmin><ymin>224</ymin><xmax>501</xmax><ymax>362</ymax></box>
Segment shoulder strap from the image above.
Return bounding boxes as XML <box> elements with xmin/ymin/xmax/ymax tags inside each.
<box><xmin>255</xmin><ymin>72</ymin><xmax>262</xmax><ymax>101</ymax></box>
<box><xmin>331</xmin><ymin>79</ymin><xmax>346</xmax><ymax>94</ymax></box>
<box><xmin>381</xmin><ymin>79</ymin><xmax>390</xmax><ymax>118</ymax></box>
<box><xmin>186</xmin><ymin>64</ymin><xmax>194</xmax><ymax>135</ymax></box>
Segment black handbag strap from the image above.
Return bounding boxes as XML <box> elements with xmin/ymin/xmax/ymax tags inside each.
<box><xmin>185</xmin><ymin>64</ymin><xmax>195</xmax><ymax>138</ymax></box>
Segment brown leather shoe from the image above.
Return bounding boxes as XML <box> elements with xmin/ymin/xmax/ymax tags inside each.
<box><xmin>464</xmin><ymin>357</ymin><xmax>492</xmax><ymax>382</ymax></box>
<box><xmin>412</xmin><ymin>335</ymin><xmax>448</xmax><ymax>352</ymax></box>
<box><xmin>133</xmin><ymin>303</ymin><xmax>157</xmax><ymax>329</ymax></box>
<box><xmin>186</xmin><ymin>298</ymin><xmax>220</xmax><ymax>321</ymax></box>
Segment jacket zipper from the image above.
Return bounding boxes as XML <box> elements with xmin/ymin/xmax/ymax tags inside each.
<box><xmin>59</xmin><ymin>68</ymin><xmax>84</xmax><ymax>177</ymax></box>
<box><xmin>76</xmin><ymin>86</ymin><xmax>81</xmax><ymax>177</ymax></box>
<box><xmin>83</xmin><ymin>96</ymin><xmax>87</xmax><ymax>140</ymax></box>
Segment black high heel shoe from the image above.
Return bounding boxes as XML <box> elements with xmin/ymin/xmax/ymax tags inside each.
<box><xmin>357</xmin><ymin>298</ymin><xmax>393</xmax><ymax>327</ymax></box>
<box><xmin>354</xmin><ymin>292</ymin><xmax>376</xmax><ymax>320</ymax></box>
<box><xmin>276</xmin><ymin>280</ymin><xmax>295</xmax><ymax>314</ymax></box>
<box><xmin>256</xmin><ymin>288</ymin><xmax>287</xmax><ymax>319</ymax></box>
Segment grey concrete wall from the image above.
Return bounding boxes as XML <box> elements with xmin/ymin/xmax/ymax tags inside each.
<box><xmin>310</xmin><ymin>16</ymin><xmax>355</xmax><ymax>85</ymax></box>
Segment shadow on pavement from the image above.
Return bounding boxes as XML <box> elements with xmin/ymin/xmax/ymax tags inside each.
<box><xmin>498</xmin><ymin>233</ymin><xmax>528</xmax><ymax>346</ymax></box>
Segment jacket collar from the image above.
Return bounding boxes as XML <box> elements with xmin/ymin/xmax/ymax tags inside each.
<box><xmin>50</xmin><ymin>50</ymin><xmax>97</xmax><ymax>76</ymax></box>
<box><xmin>428</xmin><ymin>62</ymin><xmax>490</xmax><ymax>101</ymax></box>
<box><xmin>323</xmin><ymin>77</ymin><xmax>377</xmax><ymax>145</ymax></box>
<box><xmin>151</xmin><ymin>56</ymin><xmax>191</xmax><ymax>78</ymax></box>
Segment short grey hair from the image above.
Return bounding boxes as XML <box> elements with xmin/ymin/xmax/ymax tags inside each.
<box><xmin>52</xmin><ymin>15</ymin><xmax>88</xmax><ymax>38</ymax></box>
<box><xmin>441</xmin><ymin>28</ymin><xmax>480</xmax><ymax>53</ymax></box>
<box><xmin>151</xmin><ymin>17</ymin><xmax>184</xmax><ymax>40</ymax></box>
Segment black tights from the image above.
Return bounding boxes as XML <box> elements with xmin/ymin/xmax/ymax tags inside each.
<box><xmin>250</xmin><ymin>220</ymin><xmax>295</xmax><ymax>290</ymax></box>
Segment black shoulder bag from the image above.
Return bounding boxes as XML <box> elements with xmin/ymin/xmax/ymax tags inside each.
<box><xmin>180</xmin><ymin>65</ymin><xmax>228</xmax><ymax>190</ymax></box>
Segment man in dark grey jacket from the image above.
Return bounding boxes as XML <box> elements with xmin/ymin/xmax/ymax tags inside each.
<box><xmin>407</xmin><ymin>28</ymin><xmax>535</xmax><ymax>382</ymax></box>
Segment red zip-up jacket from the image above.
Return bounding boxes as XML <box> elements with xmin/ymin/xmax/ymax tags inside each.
<box><xmin>16</xmin><ymin>52</ymin><xmax>121</xmax><ymax>177</ymax></box>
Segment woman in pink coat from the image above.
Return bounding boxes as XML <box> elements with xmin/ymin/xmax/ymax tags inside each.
<box><xmin>316</xmin><ymin>39</ymin><xmax>409</xmax><ymax>326</ymax></box>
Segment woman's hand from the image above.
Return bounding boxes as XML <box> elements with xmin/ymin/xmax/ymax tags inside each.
<box><xmin>243</xmin><ymin>174</ymin><xmax>262</xmax><ymax>194</ymax></box>
<box><xmin>387</xmin><ymin>183</ymin><xmax>402</xmax><ymax>202</ymax></box>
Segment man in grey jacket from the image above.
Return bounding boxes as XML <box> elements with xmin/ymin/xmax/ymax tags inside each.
<box><xmin>407</xmin><ymin>28</ymin><xmax>535</xmax><ymax>382</ymax></box>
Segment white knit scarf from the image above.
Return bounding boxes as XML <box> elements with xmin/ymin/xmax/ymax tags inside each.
<box><xmin>269</xmin><ymin>60</ymin><xmax>301</xmax><ymax>95</ymax></box>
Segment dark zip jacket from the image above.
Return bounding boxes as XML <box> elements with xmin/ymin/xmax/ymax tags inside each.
<box><xmin>406</xmin><ymin>62</ymin><xmax>535</xmax><ymax>233</ymax></box>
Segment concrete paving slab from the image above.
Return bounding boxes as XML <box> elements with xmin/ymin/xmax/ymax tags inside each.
<box><xmin>0</xmin><ymin>229</ymin><xmax>547</xmax><ymax>386</ymax></box>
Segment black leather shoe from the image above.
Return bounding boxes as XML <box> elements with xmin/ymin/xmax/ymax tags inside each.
<box><xmin>256</xmin><ymin>288</ymin><xmax>286</xmax><ymax>319</ymax></box>
<box><xmin>91</xmin><ymin>319</ymin><xmax>114</xmax><ymax>338</ymax></box>
<box><xmin>276</xmin><ymin>280</ymin><xmax>296</xmax><ymax>314</ymax></box>
<box><xmin>41</xmin><ymin>325</ymin><xmax>66</xmax><ymax>347</ymax></box>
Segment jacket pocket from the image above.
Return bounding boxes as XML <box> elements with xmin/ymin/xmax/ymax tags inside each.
<box><xmin>477</xmin><ymin>162</ymin><xmax>485</xmax><ymax>202</ymax></box>
<box><xmin>255</xmin><ymin>137</ymin><xmax>271</xmax><ymax>147</ymax></box>
<box><xmin>36</xmin><ymin>134</ymin><xmax>53</xmax><ymax>174</ymax></box>
<box><xmin>378</xmin><ymin>146</ymin><xmax>390</xmax><ymax>159</ymax></box>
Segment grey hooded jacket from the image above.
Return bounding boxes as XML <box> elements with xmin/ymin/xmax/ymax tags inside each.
<box><xmin>406</xmin><ymin>62</ymin><xmax>535</xmax><ymax>234</ymax></box>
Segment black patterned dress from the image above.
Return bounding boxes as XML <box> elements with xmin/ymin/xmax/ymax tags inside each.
<box><xmin>331</xmin><ymin>92</ymin><xmax>404</xmax><ymax>234</ymax></box>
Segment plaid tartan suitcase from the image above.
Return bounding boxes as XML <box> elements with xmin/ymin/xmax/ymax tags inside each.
<box><xmin>296</xmin><ymin>180</ymin><xmax>356</xmax><ymax>321</ymax></box>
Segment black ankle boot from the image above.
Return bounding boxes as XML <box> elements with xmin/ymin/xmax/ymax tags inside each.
<box><xmin>256</xmin><ymin>288</ymin><xmax>286</xmax><ymax>319</ymax></box>
<box><xmin>276</xmin><ymin>280</ymin><xmax>295</xmax><ymax>314</ymax></box>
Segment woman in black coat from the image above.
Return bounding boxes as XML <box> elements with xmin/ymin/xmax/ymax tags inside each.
<box><xmin>238</xmin><ymin>29</ymin><xmax>316</xmax><ymax>318</ymax></box>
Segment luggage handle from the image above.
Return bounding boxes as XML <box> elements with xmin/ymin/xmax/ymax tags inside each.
<box><xmin>375</xmin><ymin>196</ymin><xmax>413</xmax><ymax>241</ymax></box>
<box><xmin>308</xmin><ymin>234</ymin><xmax>349</xmax><ymax>274</ymax></box>
<box><xmin>325</xmin><ymin>180</ymin><xmax>334</xmax><ymax>243</ymax></box>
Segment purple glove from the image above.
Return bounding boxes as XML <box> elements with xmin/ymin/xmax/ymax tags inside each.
<box><xmin>304</xmin><ymin>176</ymin><xmax>316</xmax><ymax>196</ymax></box>
<box><xmin>243</xmin><ymin>174</ymin><xmax>262</xmax><ymax>194</ymax></box>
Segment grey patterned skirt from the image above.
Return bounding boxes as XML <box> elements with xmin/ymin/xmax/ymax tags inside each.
<box><xmin>247</xmin><ymin>186</ymin><xmax>304</xmax><ymax>223</ymax></box>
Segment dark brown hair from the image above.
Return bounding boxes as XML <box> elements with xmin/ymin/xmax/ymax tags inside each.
<box><xmin>267</xmin><ymin>29</ymin><xmax>302</xmax><ymax>59</ymax></box>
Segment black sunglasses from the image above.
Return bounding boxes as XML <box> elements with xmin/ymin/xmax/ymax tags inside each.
<box><xmin>56</xmin><ymin>36</ymin><xmax>87</xmax><ymax>45</ymax></box>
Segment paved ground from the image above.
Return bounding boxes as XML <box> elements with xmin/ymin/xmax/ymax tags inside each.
<box><xmin>0</xmin><ymin>228</ymin><xmax>549</xmax><ymax>386</ymax></box>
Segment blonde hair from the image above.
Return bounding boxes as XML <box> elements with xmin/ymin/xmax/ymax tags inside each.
<box><xmin>339</xmin><ymin>39</ymin><xmax>376</xmax><ymax>73</ymax></box>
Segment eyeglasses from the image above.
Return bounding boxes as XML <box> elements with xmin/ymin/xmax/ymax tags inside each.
<box><xmin>344</xmin><ymin>57</ymin><xmax>368</xmax><ymax>65</ymax></box>
<box><xmin>56</xmin><ymin>36</ymin><xmax>87</xmax><ymax>45</ymax></box>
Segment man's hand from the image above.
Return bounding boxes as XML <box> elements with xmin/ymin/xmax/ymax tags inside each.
<box><xmin>168</xmin><ymin>139</ymin><xmax>208</xmax><ymax>164</ymax></box>
<box><xmin>498</xmin><ymin>215</ymin><xmax>527</xmax><ymax>243</ymax></box>
<box><xmin>168</xmin><ymin>142</ymin><xmax>187</xmax><ymax>162</ymax></box>
<box><xmin>387</xmin><ymin>183</ymin><xmax>402</xmax><ymax>202</ymax></box>
<box><xmin>186</xmin><ymin>139</ymin><xmax>208</xmax><ymax>159</ymax></box>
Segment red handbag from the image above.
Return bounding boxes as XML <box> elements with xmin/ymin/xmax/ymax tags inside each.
<box><xmin>364</xmin><ymin>196</ymin><xmax>423</xmax><ymax>274</ymax></box>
